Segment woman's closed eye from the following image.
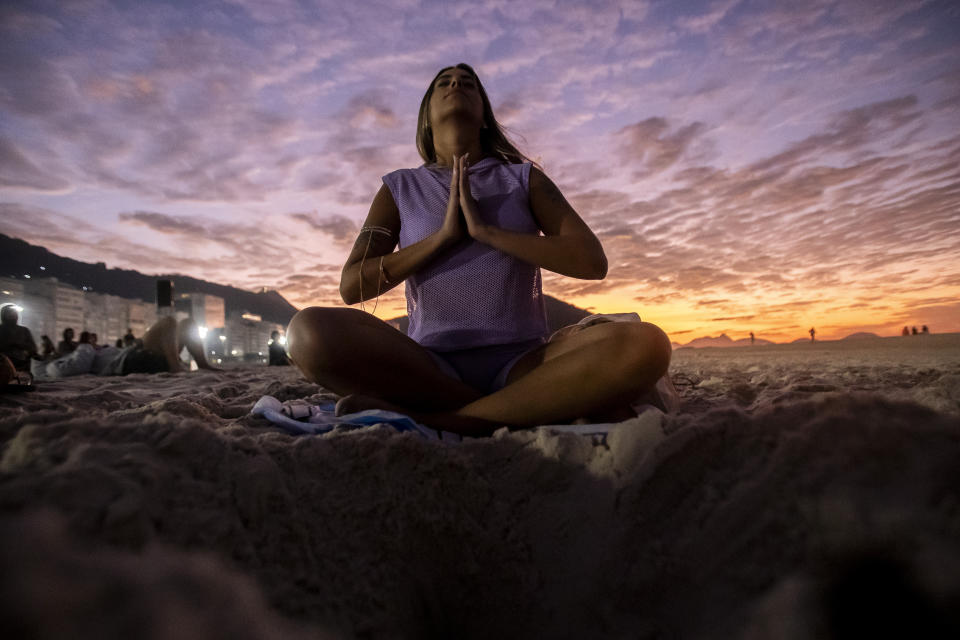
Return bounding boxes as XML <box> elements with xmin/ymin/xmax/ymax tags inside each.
<box><xmin>437</xmin><ymin>78</ymin><xmax>475</xmax><ymax>88</ymax></box>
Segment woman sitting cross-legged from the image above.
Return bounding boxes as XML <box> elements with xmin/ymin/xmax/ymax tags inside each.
<box><xmin>287</xmin><ymin>63</ymin><xmax>672</xmax><ymax>437</ymax></box>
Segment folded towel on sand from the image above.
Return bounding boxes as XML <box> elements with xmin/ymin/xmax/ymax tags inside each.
<box><xmin>251</xmin><ymin>395</ymin><xmax>459</xmax><ymax>441</ymax></box>
<box><xmin>251</xmin><ymin>395</ymin><xmax>661</xmax><ymax>443</ymax></box>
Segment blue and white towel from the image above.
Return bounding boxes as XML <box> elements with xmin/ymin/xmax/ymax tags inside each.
<box><xmin>251</xmin><ymin>395</ymin><xmax>462</xmax><ymax>441</ymax></box>
<box><xmin>251</xmin><ymin>395</ymin><xmax>658</xmax><ymax>444</ymax></box>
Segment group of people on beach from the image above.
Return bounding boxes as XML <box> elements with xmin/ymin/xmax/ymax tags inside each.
<box><xmin>1</xmin><ymin>301</ymin><xmax>293</xmax><ymax>388</ymax></box>
<box><xmin>3</xmin><ymin>64</ymin><xmax>675</xmax><ymax>436</ymax></box>
<box><xmin>0</xmin><ymin>303</ymin><xmax>218</xmax><ymax>387</ymax></box>
<box><xmin>0</xmin><ymin>306</ymin><xmax>143</xmax><ymax>374</ymax></box>
<box><xmin>902</xmin><ymin>325</ymin><xmax>930</xmax><ymax>336</ymax></box>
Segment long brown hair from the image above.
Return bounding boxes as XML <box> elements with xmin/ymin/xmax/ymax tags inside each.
<box><xmin>416</xmin><ymin>63</ymin><xmax>534</xmax><ymax>166</ymax></box>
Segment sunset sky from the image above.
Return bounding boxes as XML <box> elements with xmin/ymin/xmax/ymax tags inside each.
<box><xmin>2</xmin><ymin>0</ymin><xmax>958</xmax><ymax>342</ymax></box>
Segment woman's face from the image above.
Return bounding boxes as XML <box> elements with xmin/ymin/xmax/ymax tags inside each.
<box><xmin>428</xmin><ymin>67</ymin><xmax>484</xmax><ymax>128</ymax></box>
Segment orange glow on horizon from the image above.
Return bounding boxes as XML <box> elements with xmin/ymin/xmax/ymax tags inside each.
<box><xmin>562</xmin><ymin>286</ymin><xmax>960</xmax><ymax>343</ymax></box>
<box><xmin>286</xmin><ymin>283</ymin><xmax>960</xmax><ymax>345</ymax></box>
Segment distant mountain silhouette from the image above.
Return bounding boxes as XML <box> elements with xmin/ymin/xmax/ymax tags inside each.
<box><xmin>687</xmin><ymin>333</ymin><xmax>733</xmax><ymax>347</ymax></box>
<box><xmin>736</xmin><ymin>337</ymin><xmax>774</xmax><ymax>346</ymax></box>
<box><xmin>0</xmin><ymin>234</ymin><xmax>298</xmax><ymax>325</ymax></box>
<box><xmin>841</xmin><ymin>332</ymin><xmax>880</xmax><ymax>341</ymax></box>
<box><xmin>675</xmin><ymin>333</ymin><xmax>776</xmax><ymax>349</ymax></box>
<box><xmin>681</xmin><ymin>333</ymin><xmax>735</xmax><ymax>348</ymax></box>
<box><xmin>387</xmin><ymin>295</ymin><xmax>592</xmax><ymax>335</ymax></box>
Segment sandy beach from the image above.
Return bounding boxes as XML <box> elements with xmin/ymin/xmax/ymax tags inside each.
<box><xmin>2</xmin><ymin>334</ymin><xmax>959</xmax><ymax>638</ymax></box>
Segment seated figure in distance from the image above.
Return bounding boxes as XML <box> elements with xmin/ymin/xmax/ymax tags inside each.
<box><xmin>0</xmin><ymin>304</ymin><xmax>38</xmax><ymax>372</ymax></box>
<box><xmin>57</xmin><ymin>328</ymin><xmax>77</xmax><ymax>356</ymax></box>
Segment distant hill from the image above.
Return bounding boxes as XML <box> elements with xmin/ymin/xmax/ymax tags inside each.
<box><xmin>682</xmin><ymin>333</ymin><xmax>736</xmax><ymax>348</ymax></box>
<box><xmin>0</xmin><ymin>234</ymin><xmax>298</xmax><ymax>325</ymax></box>
<box><xmin>675</xmin><ymin>333</ymin><xmax>776</xmax><ymax>349</ymax></box>
<box><xmin>841</xmin><ymin>332</ymin><xmax>880</xmax><ymax>341</ymax></box>
<box><xmin>387</xmin><ymin>295</ymin><xmax>592</xmax><ymax>335</ymax></box>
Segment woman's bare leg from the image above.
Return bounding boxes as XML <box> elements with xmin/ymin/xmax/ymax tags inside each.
<box><xmin>366</xmin><ymin>321</ymin><xmax>672</xmax><ymax>436</ymax></box>
<box><xmin>287</xmin><ymin>308</ymin><xmax>670</xmax><ymax>435</ymax></box>
<box><xmin>140</xmin><ymin>316</ymin><xmax>183</xmax><ymax>371</ymax></box>
<box><xmin>461</xmin><ymin>321</ymin><xmax>671</xmax><ymax>425</ymax></box>
<box><xmin>175</xmin><ymin>318</ymin><xmax>219</xmax><ymax>370</ymax></box>
<box><xmin>140</xmin><ymin>317</ymin><xmax>219</xmax><ymax>371</ymax></box>
<box><xmin>286</xmin><ymin>307</ymin><xmax>482</xmax><ymax>411</ymax></box>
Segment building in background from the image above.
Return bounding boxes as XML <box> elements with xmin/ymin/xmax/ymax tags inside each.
<box><xmin>0</xmin><ymin>277</ymin><xmax>25</xmax><ymax>315</ymax></box>
<box><xmin>0</xmin><ymin>277</ymin><xmax>25</xmax><ymax>305</ymax></box>
<box><xmin>84</xmin><ymin>292</ymin><xmax>136</xmax><ymax>343</ymax></box>
<box><xmin>225</xmin><ymin>311</ymin><xmax>284</xmax><ymax>362</ymax></box>
<box><xmin>127</xmin><ymin>300</ymin><xmax>157</xmax><ymax>339</ymax></box>
<box><xmin>175</xmin><ymin>292</ymin><xmax>227</xmax><ymax>361</ymax></box>
<box><xmin>10</xmin><ymin>277</ymin><xmax>85</xmax><ymax>342</ymax></box>
<box><xmin>1</xmin><ymin>276</ymin><xmax>281</xmax><ymax>363</ymax></box>
<box><xmin>2</xmin><ymin>276</ymin><xmax>160</xmax><ymax>345</ymax></box>
<box><xmin>176</xmin><ymin>292</ymin><xmax>225</xmax><ymax>332</ymax></box>
<box><xmin>0</xmin><ymin>277</ymin><xmax>55</xmax><ymax>339</ymax></box>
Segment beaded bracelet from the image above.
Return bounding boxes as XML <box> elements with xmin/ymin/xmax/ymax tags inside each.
<box><xmin>358</xmin><ymin>225</ymin><xmax>395</xmax><ymax>314</ymax></box>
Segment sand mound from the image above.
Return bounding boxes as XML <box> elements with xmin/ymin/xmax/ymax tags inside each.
<box><xmin>2</xmin><ymin>342</ymin><xmax>960</xmax><ymax>638</ymax></box>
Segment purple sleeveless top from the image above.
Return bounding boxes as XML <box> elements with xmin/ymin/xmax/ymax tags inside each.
<box><xmin>382</xmin><ymin>158</ymin><xmax>549</xmax><ymax>350</ymax></box>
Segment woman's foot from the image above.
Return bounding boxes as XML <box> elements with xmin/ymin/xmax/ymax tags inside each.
<box><xmin>335</xmin><ymin>393</ymin><xmax>410</xmax><ymax>416</ymax></box>
<box><xmin>336</xmin><ymin>392</ymin><xmax>506</xmax><ymax>436</ymax></box>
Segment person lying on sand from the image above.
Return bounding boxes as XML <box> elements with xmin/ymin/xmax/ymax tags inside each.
<box><xmin>32</xmin><ymin>316</ymin><xmax>219</xmax><ymax>379</ymax></box>
<box><xmin>287</xmin><ymin>63</ymin><xmax>671</xmax><ymax>437</ymax></box>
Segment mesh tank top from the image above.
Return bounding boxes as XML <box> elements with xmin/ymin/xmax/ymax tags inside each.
<box><xmin>382</xmin><ymin>157</ymin><xmax>549</xmax><ymax>351</ymax></box>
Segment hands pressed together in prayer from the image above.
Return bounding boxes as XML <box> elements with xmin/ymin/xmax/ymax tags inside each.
<box><xmin>441</xmin><ymin>153</ymin><xmax>490</xmax><ymax>245</ymax></box>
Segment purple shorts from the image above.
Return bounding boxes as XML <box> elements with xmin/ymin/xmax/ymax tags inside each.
<box><xmin>427</xmin><ymin>338</ymin><xmax>545</xmax><ymax>394</ymax></box>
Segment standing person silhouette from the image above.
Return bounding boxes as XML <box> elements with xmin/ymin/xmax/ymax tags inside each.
<box><xmin>809</xmin><ymin>327</ymin><xmax>816</xmax><ymax>342</ymax></box>
<box><xmin>287</xmin><ymin>63</ymin><xmax>671</xmax><ymax>436</ymax></box>
<box><xmin>268</xmin><ymin>331</ymin><xmax>290</xmax><ymax>366</ymax></box>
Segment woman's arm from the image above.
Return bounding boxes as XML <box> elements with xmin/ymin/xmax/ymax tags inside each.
<box><xmin>458</xmin><ymin>157</ymin><xmax>607</xmax><ymax>280</ymax></box>
<box><xmin>339</xmin><ymin>167</ymin><xmax>466</xmax><ymax>304</ymax></box>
